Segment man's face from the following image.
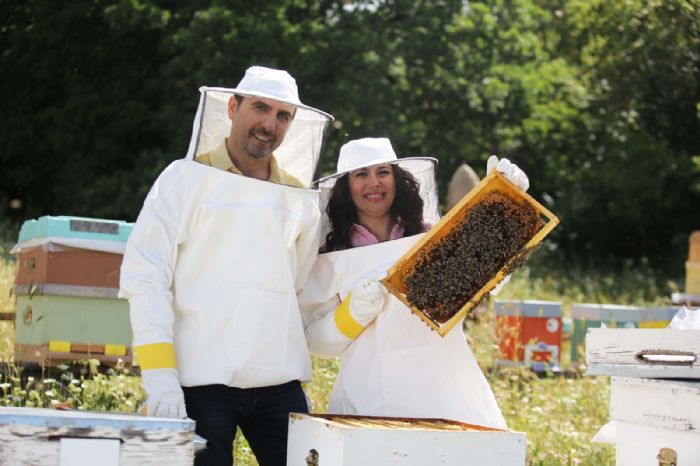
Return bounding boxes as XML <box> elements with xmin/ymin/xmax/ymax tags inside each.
<box><xmin>228</xmin><ymin>96</ymin><xmax>295</xmax><ymax>160</ymax></box>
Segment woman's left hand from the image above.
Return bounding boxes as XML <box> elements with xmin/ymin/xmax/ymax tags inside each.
<box><xmin>487</xmin><ymin>155</ymin><xmax>529</xmax><ymax>192</ymax></box>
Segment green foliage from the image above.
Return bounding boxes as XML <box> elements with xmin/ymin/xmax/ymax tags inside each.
<box><xmin>0</xmin><ymin>360</ymin><xmax>144</xmax><ymax>412</ymax></box>
<box><xmin>2</xmin><ymin>0</ymin><xmax>699</xmax><ymax>271</ymax></box>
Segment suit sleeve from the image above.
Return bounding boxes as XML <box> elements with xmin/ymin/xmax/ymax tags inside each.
<box><xmin>118</xmin><ymin>161</ymin><xmax>193</xmax><ymax>371</ymax></box>
<box><xmin>300</xmin><ymin>254</ymin><xmax>372</xmax><ymax>358</ymax></box>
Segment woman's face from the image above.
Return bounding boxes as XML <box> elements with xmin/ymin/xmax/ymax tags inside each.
<box><xmin>348</xmin><ymin>164</ymin><xmax>396</xmax><ymax>221</ymax></box>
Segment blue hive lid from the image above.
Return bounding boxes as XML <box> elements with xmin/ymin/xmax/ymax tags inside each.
<box><xmin>18</xmin><ymin>215</ymin><xmax>134</xmax><ymax>244</ymax></box>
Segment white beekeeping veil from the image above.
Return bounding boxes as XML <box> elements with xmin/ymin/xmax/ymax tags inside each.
<box><xmin>185</xmin><ymin>66</ymin><xmax>333</xmax><ymax>187</ymax></box>
<box><xmin>314</xmin><ymin>137</ymin><xmax>440</xmax><ymax>248</ymax></box>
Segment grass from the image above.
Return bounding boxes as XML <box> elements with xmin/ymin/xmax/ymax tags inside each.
<box><xmin>1</xmin><ymin>251</ymin><xmax>676</xmax><ymax>465</ymax></box>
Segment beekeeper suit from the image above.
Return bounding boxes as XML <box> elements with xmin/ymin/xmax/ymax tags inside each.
<box><xmin>301</xmin><ymin>140</ymin><xmax>527</xmax><ymax>428</ymax></box>
<box><xmin>119</xmin><ymin>66</ymin><xmax>333</xmax><ymax>466</ymax></box>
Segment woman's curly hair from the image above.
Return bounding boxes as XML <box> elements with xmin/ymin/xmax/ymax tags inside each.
<box><xmin>322</xmin><ymin>164</ymin><xmax>425</xmax><ymax>252</ymax></box>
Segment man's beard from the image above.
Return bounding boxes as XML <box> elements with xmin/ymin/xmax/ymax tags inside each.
<box><xmin>245</xmin><ymin>128</ymin><xmax>276</xmax><ymax>159</ymax></box>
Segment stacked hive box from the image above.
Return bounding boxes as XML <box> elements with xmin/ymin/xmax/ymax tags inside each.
<box><xmin>12</xmin><ymin>216</ymin><xmax>134</xmax><ymax>368</ymax></box>
<box><xmin>673</xmin><ymin>231</ymin><xmax>700</xmax><ymax>306</ymax></box>
<box><xmin>286</xmin><ymin>413</ymin><xmax>526</xmax><ymax>466</ymax></box>
<box><xmin>570</xmin><ymin>304</ymin><xmax>679</xmax><ymax>365</ymax></box>
<box><xmin>586</xmin><ymin>327</ymin><xmax>700</xmax><ymax>465</ymax></box>
<box><xmin>494</xmin><ymin>300</ymin><xmax>562</xmax><ymax>371</ymax></box>
<box><xmin>0</xmin><ymin>407</ymin><xmax>198</xmax><ymax>465</ymax></box>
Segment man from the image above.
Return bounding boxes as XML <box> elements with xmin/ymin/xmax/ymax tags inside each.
<box><xmin>119</xmin><ymin>66</ymin><xmax>333</xmax><ymax>466</ymax></box>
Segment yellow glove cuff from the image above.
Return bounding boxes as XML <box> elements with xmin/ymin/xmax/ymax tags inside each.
<box><xmin>334</xmin><ymin>293</ymin><xmax>365</xmax><ymax>339</ymax></box>
<box><xmin>134</xmin><ymin>342</ymin><xmax>176</xmax><ymax>370</ymax></box>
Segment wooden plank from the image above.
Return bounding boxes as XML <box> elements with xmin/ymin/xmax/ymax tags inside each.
<box><xmin>287</xmin><ymin>412</ymin><xmax>526</xmax><ymax>466</ymax></box>
<box><xmin>0</xmin><ymin>407</ymin><xmax>194</xmax><ymax>466</ymax></box>
<box><xmin>0</xmin><ymin>311</ymin><xmax>15</xmax><ymax>321</ymax></box>
<box><xmin>69</xmin><ymin>343</ymin><xmax>105</xmax><ymax>354</ymax></box>
<box><xmin>14</xmin><ymin>284</ymin><xmax>120</xmax><ymax>299</ymax></box>
<box><xmin>610</xmin><ymin>377</ymin><xmax>700</xmax><ymax>432</ymax></box>
<box><xmin>586</xmin><ymin>328</ymin><xmax>700</xmax><ymax>379</ymax></box>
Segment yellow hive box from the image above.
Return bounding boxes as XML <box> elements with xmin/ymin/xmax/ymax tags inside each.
<box><xmin>382</xmin><ymin>170</ymin><xmax>559</xmax><ymax>336</ymax></box>
<box><xmin>686</xmin><ymin>261</ymin><xmax>700</xmax><ymax>296</ymax></box>
<box><xmin>689</xmin><ymin>231</ymin><xmax>700</xmax><ymax>262</ymax></box>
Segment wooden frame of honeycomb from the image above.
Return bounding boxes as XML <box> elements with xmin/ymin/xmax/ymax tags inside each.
<box><xmin>382</xmin><ymin>169</ymin><xmax>559</xmax><ymax>336</ymax></box>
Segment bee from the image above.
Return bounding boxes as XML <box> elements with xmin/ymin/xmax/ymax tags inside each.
<box><xmin>405</xmin><ymin>192</ymin><xmax>541</xmax><ymax>323</ymax></box>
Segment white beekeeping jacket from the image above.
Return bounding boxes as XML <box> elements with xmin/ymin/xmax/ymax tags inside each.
<box><xmin>120</xmin><ymin>84</ymin><xmax>332</xmax><ymax>388</ymax></box>
<box><xmin>301</xmin><ymin>154</ymin><xmax>506</xmax><ymax>428</ymax></box>
<box><xmin>302</xmin><ymin>236</ymin><xmax>506</xmax><ymax>428</ymax></box>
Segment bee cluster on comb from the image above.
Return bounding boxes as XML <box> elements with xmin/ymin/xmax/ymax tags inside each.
<box><xmin>404</xmin><ymin>191</ymin><xmax>541</xmax><ymax>324</ymax></box>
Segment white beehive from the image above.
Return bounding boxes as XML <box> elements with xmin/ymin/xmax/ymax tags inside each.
<box><xmin>586</xmin><ymin>328</ymin><xmax>700</xmax><ymax>378</ymax></box>
<box><xmin>586</xmin><ymin>327</ymin><xmax>700</xmax><ymax>466</ymax></box>
<box><xmin>287</xmin><ymin>413</ymin><xmax>526</xmax><ymax>466</ymax></box>
<box><xmin>0</xmin><ymin>407</ymin><xmax>197</xmax><ymax>466</ymax></box>
<box><xmin>609</xmin><ymin>377</ymin><xmax>700</xmax><ymax>466</ymax></box>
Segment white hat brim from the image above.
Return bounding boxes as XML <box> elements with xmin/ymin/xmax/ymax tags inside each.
<box><xmin>314</xmin><ymin>156</ymin><xmax>438</xmax><ymax>188</ymax></box>
<box><xmin>207</xmin><ymin>86</ymin><xmax>334</xmax><ymax>122</ymax></box>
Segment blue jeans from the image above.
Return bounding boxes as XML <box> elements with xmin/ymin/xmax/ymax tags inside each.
<box><xmin>183</xmin><ymin>380</ymin><xmax>308</xmax><ymax>466</ymax></box>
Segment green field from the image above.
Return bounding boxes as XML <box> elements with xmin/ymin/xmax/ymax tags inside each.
<box><xmin>2</xmin><ymin>252</ymin><xmax>678</xmax><ymax>465</ymax></box>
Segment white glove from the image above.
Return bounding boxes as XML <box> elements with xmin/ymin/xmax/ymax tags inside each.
<box><xmin>140</xmin><ymin>368</ymin><xmax>187</xmax><ymax>418</ymax></box>
<box><xmin>349</xmin><ymin>279</ymin><xmax>388</xmax><ymax>326</ymax></box>
<box><xmin>487</xmin><ymin>155</ymin><xmax>529</xmax><ymax>192</ymax></box>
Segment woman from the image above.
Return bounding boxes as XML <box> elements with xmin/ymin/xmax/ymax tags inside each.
<box><xmin>302</xmin><ymin>137</ymin><xmax>526</xmax><ymax>428</ymax></box>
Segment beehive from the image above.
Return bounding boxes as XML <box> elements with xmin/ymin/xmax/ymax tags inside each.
<box><xmin>586</xmin><ymin>330</ymin><xmax>700</xmax><ymax>466</ymax></box>
<box><xmin>586</xmin><ymin>328</ymin><xmax>700</xmax><ymax>378</ymax></box>
<box><xmin>494</xmin><ymin>300</ymin><xmax>562</xmax><ymax>371</ymax></box>
<box><xmin>11</xmin><ymin>216</ymin><xmax>134</xmax><ymax>369</ymax></box>
<box><xmin>570</xmin><ymin>304</ymin><xmax>679</xmax><ymax>364</ymax></box>
<box><xmin>14</xmin><ymin>284</ymin><xmax>132</xmax><ymax>367</ymax></box>
<box><xmin>0</xmin><ymin>407</ymin><xmax>197</xmax><ymax>466</ymax></box>
<box><xmin>382</xmin><ymin>170</ymin><xmax>559</xmax><ymax>336</ymax></box>
<box><xmin>608</xmin><ymin>377</ymin><xmax>700</xmax><ymax>466</ymax></box>
<box><xmin>672</xmin><ymin>231</ymin><xmax>700</xmax><ymax>306</ymax></box>
<box><xmin>287</xmin><ymin>413</ymin><xmax>526</xmax><ymax>466</ymax></box>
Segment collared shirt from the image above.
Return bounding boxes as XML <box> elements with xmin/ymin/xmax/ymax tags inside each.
<box><xmin>349</xmin><ymin>222</ymin><xmax>406</xmax><ymax>248</ymax></box>
<box><xmin>195</xmin><ymin>139</ymin><xmax>304</xmax><ymax>188</ymax></box>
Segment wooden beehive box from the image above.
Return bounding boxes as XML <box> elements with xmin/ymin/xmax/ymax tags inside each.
<box><xmin>287</xmin><ymin>413</ymin><xmax>526</xmax><ymax>466</ymax></box>
<box><xmin>382</xmin><ymin>170</ymin><xmax>559</xmax><ymax>336</ymax></box>
<box><xmin>494</xmin><ymin>300</ymin><xmax>562</xmax><ymax>371</ymax></box>
<box><xmin>15</xmin><ymin>247</ymin><xmax>124</xmax><ymax>288</ymax></box>
<box><xmin>585</xmin><ymin>328</ymin><xmax>700</xmax><ymax>378</ymax></box>
<box><xmin>11</xmin><ymin>216</ymin><xmax>134</xmax><ymax>369</ymax></box>
<box><xmin>595</xmin><ymin>377</ymin><xmax>700</xmax><ymax>466</ymax></box>
<box><xmin>0</xmin><ymin>407</ymin><xmax>196</xmax><ymax>466</ymax></box>
<box><xmin>570</xmin><ymin>304</ymin><xmax>679</xmax><ymax>364</ymax></box>
<box><xmin>13</xmin><ymin>284</ymin><xmax>132</xmax><ymax>368</ymax></box>
<box><xmin>16</xmin><ymin>215</ymin><xmax>133</xmax><ymax>245</ymax></box>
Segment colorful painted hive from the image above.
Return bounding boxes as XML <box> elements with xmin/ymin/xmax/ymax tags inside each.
<box><xmin>15</xmin><ymin>246</ymin><xmax>123</xmax><ymax>288</ymax></box>
<box><xmin>12</xmin><ymin>216</ymin><xmax>134</xmax><ymax>368</ymax></box>
<box><xmin>287</xmin><ymin>413</ymin><xmax>526</xmax><ymax>466</ymax></box>
<box><xmin>672</xmin><ymin>231</ymin><xmax>700</xmax><ymax>306</ymax></box>
<box><xmin>14</xmin><ymin>286</ymin><xmax>132</xmax><ymax>367</ymax></box>
<box><xmin>494</xmin><ymin>300</ymin><xmax>562</xmax><ymax>371</ymax></box>
<box><xmin>17</xmin><ymin>215</ymin><xmax>133</xmax><ymax>244</ymax></box>
<box><xmin>570</xmin><ymin>304</ymin><xmax>679</xmax><ymax>364</ymax></box>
